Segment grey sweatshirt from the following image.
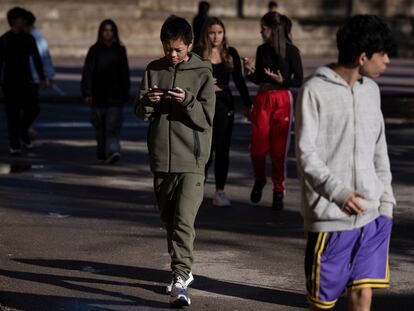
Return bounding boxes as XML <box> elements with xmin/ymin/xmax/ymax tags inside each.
<box><xmin>295</xmin><ymin>66</ymin><xmax>396</xmax><ymax>232</ymax></box>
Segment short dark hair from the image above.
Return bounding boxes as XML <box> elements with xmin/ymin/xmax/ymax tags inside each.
<box><xmin>198</xmin><ymin>1</ymin><xmax>210</xmax><ymax>15</ymax></box>
<box><xmin>336</xmin><ymin>14</ymin><xmax>396</xmax><ymax>65</ymax></box>
<box><xmin>23</xmin><ymin>10</ymin><xmax>36</xmax><ymax>26</ymax></box>
<box><xmin>160</xmin><ymin>15</ymin><xmax>193</xmax><ymax>45</ymax></box>
<box><xmin>7</xmin><ymin>7</ymin><xmax>27</xmax><ymax>27</ymax></box>
<box><xmin>268</xmin><ymin>1</ymin><xmax>278</xmax><ymax>10</ymax></box>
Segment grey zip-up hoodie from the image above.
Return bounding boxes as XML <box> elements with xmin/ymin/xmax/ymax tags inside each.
<box><xmin>295</xmin><ymin>66</ymin><xmax>396</xmax><ymax>232</ymax></box>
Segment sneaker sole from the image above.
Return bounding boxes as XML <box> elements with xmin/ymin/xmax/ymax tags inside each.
<box><xmin>106</xmin><ymin>154</ymin><xmax>120</xmax><ymax>164</ymax></box>
<box><xmin>170</xmin><ymin>296</ymin><xmax>191</xmax><ymax>307</ymax></box>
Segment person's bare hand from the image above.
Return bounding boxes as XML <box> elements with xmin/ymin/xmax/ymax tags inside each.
<box><xmin>243</xmin><ymin>106</ymin><xmax>252</xmax><ymax>122</ymax></box>
<box><xmin>168</xmin><ymin>87</ymin><xmax>186</xmax><ymax>103</ymax></box>
<box><xmin>147</xmin><ymin>85</ymin><xmax>164</xmax><ymax>103</ymax></box>
<box><xmin>85</xmin><ymin>96</ymin><xmax>93</xmax><ymax>106</ymax></box>
<box><xmin>243</xmin><ymin>57</ymin><xmax>255</xmax><ymax>75</ymax></box>
<box><xmin>39</xmin><ymin>79</ymin><xmax>47</xmax><ymax>90</ymax></box>
<box><xmin>264</xmin><ymin>68</ymin><xmax>284</xmax><ymax>84</ymax></box>
<box><xmin>46</xmin><ymin>79</ymin><xmax>54</xmax><ymax>88</ymax></box>
<box><xmin>343</xmin><ymin>192</ymin><xmax>367</xmax><ymax>215</ymax></box>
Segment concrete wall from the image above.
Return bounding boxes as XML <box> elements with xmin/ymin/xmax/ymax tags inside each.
<box><xmin>0</xmin><ymin>0</ymin><xmax>413</xmax><ymax>58</ymax></box>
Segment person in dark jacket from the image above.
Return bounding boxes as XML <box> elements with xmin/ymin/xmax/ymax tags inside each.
<box><xmin>192</xmin><ymin>1</ymin><xmax>210</xmax><ymax>47</ymax></box>
<box><xmin>0</xmin><ymin>7</ymin><xmax>45</xmax><ymax>155</ymax></box>
<box><xmin>81</xmin><ymin>19</ymin><xmax>130</xmax><ymax>164</ymax></box>
<box><xmin>194</xmin><ymin>17</ymin><xmax>252</xmax><ymax>207</ymax></box>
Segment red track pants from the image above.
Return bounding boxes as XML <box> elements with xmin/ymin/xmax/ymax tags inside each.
<box><xmin>250</xmin><ymin>90</ymin><xmax>293</xmax><ymax>193</ymax></box>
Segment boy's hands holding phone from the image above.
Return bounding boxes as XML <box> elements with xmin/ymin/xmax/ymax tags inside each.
<box><xmin>167</xmin><ymin>87</ymin><xmax>186</xmax><ymax>103</ymax></box>
<box><xmin>147</xmin><ymin>85</ymin><xmax>186</xmax><ymax>104</ymax></box>
<box><xmin>147</xmin><ymin>85</ymin><xmax>165</xmax><ymax>103</ymax></box>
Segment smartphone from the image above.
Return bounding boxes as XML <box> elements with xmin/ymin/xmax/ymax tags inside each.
<box><xmin>151</xmin><ymin>87</ymin><xmax>171</xmax><ymax>94</ymax></box>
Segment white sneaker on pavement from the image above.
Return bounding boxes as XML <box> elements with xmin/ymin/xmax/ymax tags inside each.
<box><xmin>213</xmin><ymin>190</ymin><xmax>231</xmax><ymax>207</ymax></box>
<box><xmin>9</xmin><ymin>147</ymin><xmax>22</xmax><ymax>156</ymax></box>
<box><xmin>169</xmin><ymin>275</ymin><xmax>191</xmax><ymax>307</ymax></box>
<box><xmin>166</xmin><ymin>272</ymin><xmax>193</xmax><ymax>294</ymax></box>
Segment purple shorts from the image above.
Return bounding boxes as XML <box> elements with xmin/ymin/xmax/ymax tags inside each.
<box><xmin>305</xmin><ymin>215</ymin><xmax>392</xmax><ymax>309</ymax></box>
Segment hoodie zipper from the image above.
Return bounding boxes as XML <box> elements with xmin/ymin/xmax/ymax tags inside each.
<box><xmin>193</xmin><ymin>130</ymin><xmax>201</xmax><ymax>167</ymax></box>
<box><xmin>351</xmin><ymin>87</ymin><xmax>358</xmax><ymax>226</ymax></box>
<box><xmin>168</xmin><ymin>65</ymin><xmax>178</xmax><ymax>172</ymax></box>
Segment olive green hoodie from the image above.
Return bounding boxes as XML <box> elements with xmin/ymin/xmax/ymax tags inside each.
<box><xmin>134</xmin><ymin>52</ymin><xmax>215</xmax><ymax>174</ymax></box>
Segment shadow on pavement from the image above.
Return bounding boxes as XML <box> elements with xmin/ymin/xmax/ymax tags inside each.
<box><xmin>2</xmin><ymin>258</ymin><xmax>413</xmax><ymax>310</ymax></box>
<box><xmin>0</xmin><ymin>290</ymin><xmax>167</xmax><ymax>311</ymax></box>
<box><xmin>10</xmin><ymin>259</ymin><xmax>308</xmax><ymax>309</ymax></box>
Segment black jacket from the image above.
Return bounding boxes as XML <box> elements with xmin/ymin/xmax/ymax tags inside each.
<box><xmin>81</xmin><ymin>42</ymin><xmax>130</xmax><ymax>106</ymax></box>
<box><xmin>247</xmin><ymin>43</ymin><xmax>303</xmax><ymax>89</ymax></box>
<box><xmin>0</xmin><ymin>30</ymin><xmax>45</xmax><ymax>84</ymax></box>
<box><xmin>192</xmin><ymin>46</ymin><xmax>252</xmax><ymax>107</ymax></box>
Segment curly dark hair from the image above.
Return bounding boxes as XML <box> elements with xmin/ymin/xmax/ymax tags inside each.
<box><xmin>336</xmin><ymin>14</ymin><xmax>396</xmax><ymax>65</ymax></box>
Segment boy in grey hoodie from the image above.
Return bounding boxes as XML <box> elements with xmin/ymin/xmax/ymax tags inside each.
<box><xmin>295</xmin><ymin>15</ymin><xmax>396</xmax><ymax>310</ymax></box>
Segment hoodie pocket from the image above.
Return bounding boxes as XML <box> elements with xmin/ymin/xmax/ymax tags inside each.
<box><xmin>308</xmin><ymin>193</ymin><xmax>349</xmax><ymax>221</ymax></box>
<box><xmin>358</xmin><ymin>169</ymin><xmax>385</xmax><ymax>202</ymax></box>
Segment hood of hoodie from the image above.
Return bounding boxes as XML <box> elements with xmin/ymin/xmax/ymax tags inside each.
<box><xmin>313</xmin><ymin>65</ymin><xmax>365</xmax><ymax>88</ymax></box>
<box><xmin>161</xmin><ymin>52</ymin><xmax>212</xmax><ymax>72</ymax></box>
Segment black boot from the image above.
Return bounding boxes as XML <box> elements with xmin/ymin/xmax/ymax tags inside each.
<box><xmin>250</xmin><ymin>180</ymin><xmax>266</xmax><ymax>203</ymax></box>
<box><xmin>272</xmin><ymin>192</ymin><xmax>284</xmax><ymax>210</ymax></box>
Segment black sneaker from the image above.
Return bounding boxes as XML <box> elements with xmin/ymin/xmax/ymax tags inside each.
<box><xmin>250</xmin><ymin>180</ymin><xmax>266</xmax><ymax>203</ymax></box>
<box><xmin>272</xmin><ymin>192</ymin><xmax>284</xmax><ymax>210</ymax></box>
<box><xmin>106</xmin><ymin>152</ymin><xmax>121</xmax><ymax>164</ymax></box>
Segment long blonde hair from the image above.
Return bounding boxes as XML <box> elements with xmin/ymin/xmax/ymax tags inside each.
<box><xmin>199</xmin><ymin>17</ymin><xmax>233</xmax><ymax>69</ymax></box>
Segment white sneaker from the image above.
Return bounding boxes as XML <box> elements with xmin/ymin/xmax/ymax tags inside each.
<box><xmin>213</xmin><ymin>190</ymin><xmax>231</xmax><ymax>207</ymax></box>
<box><xmin>169</xmin><ymin>275</ymin><xmax>191</xmax><ymax>307</ymax></box>
<box><xmin>9</xmin><ymin>147</ymin><xmax>22</xmax><ymax>156</ymax></box>
<box><xmin>166</xmin><ymin>272</ymin><xmax>193</xmax><ymax>294</ymax></box>
<box><xmin>22</xmin><ymin>142</ymin><xmax>33</xmax><ymax>149</ymax></box>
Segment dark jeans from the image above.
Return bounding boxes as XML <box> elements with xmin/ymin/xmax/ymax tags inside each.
<box><xmin>90</xmin><ymin>106</ymin><xmax>123</xmax><ymax>160</ymax></box>
<box><xmin>205</xmin><ymin>91</ymin><xmax>234</xmax><ymax>190</ymax></box>
<box><xmin>2</xmin><ymin>83</ymin><xmax>39</xmax><ymax>149</ymax></box>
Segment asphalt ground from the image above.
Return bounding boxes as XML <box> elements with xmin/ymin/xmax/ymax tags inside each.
<box><xmin>0</xmin><ymin>98</ymin><xmax>413</xmax><ymax>310</ymax></box>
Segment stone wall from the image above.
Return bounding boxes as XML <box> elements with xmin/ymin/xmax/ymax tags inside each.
<box><xmin>0</xmin><ymin>0</ymin><xmax>412</xmax><ymax>58</ymax></box>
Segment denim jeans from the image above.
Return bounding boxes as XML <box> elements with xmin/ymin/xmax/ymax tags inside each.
<box><xmin>90</xmin><ymin>106</ymin><xmax>123</xmax><ymax>159</ymax></box>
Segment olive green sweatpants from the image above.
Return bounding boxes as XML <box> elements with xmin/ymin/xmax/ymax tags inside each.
<box><xmin>154</xmin><ymin>172</ymin><xmax>204</xmax><ymax>280</ymax></box>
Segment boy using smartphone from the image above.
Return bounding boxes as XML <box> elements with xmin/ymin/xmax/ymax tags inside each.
<box><xmin>134</xmin><ymin>15</ymin><xmax>215</xmax><ymax>307</ymax></box>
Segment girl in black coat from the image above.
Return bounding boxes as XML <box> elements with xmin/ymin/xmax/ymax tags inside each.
<box><xmin>81</xmin><ymin>19</ymin><xmax>130</xmax><ymax>164</ymax></box>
